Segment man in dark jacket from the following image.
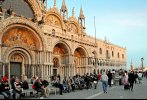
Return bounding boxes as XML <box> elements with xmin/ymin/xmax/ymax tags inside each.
<box><xmin>107</xmin><ymin>71</ymin><xmax>112</xmax><ymax>87</ymax></box>
<box><xmin>34</xmin><ymin>79</ymin><xmax>45</xmax><ymax>98</ymax></box>
<box><xmin>93</xmin><ymin>74</ymin><xmax>98</xmax><ymax>89</ymax></box>
<box><xmin>128</xmin><ymin>71</ymin><xmax>135</xmax><ymax>91</ymax></box>
<box><xmin>0</xmin><ymin>81</ymin><xmax>12</xmax><ymax>99</ymax></box>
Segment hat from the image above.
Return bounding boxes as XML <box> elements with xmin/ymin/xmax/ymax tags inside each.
<box><xmin>2</xmin><ymin>77</ymin><xmax>8</xmax><ymax>83</ymax></box>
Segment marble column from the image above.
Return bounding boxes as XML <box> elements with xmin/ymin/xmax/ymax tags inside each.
<box><xmin>2</xmin><ymin>63</ymin><xmax>5</xmax><ymax>76</ymax></box>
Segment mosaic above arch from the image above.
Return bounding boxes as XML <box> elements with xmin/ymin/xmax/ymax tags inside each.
<box><xmin>10</xmin><ymin>53</ymin><xmax>23</xmax><ymax>62</ymax></box>
<box><xmin>2</xmin><ymin>27</ymin><xmax>40</xmax><ymax>50</ymax></box>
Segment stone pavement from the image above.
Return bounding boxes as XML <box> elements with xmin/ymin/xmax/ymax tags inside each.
<box><xmin>23</xmin><ymin>78</ymin><xmax>147</xmax><ymax>99</ymax></box>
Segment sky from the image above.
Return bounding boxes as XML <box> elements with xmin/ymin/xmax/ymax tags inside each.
<box><xmin>47</xmin><ymin>0</ymin><xmax>147</xmax><ymax>69</ymax></box>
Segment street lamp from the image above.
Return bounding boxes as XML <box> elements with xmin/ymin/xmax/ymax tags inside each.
<box><xmin>141</xmin><ymin>57</ymin><xmax>144</xmax><ymax>72</ymax></box>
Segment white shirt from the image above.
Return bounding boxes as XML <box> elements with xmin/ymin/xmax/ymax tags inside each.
<box><xmin>138</xmin><ymin>73</ymin><xmax>142</xmax><ymax>78</ymax></box>
<box><xmin>101</xmin><ymin>74</ymin><xmax>108</xmax><ymax>81</ymax></box>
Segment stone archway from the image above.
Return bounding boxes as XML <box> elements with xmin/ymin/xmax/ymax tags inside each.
<box><xmin>92</xmin><ymin>51</ymin><xmax>98</xmax><ymax>74</ymax></box>
<box><xmin>2</xmin><ymin>47</ymin><xmax>33</xmax><ymax>81</ymax></box>
<box><xmin>74</xmin><ymin>47</ymin><xmax>87</xmax><ymax>75</ymax></box>
<box><xmin>8</xmin><ymin>50</ymin><xmax>30</xmax><ymax>80</ymax></box>
<box><xmin>1</xmin><ymin>23</ymin><xmax>44</xmax><ymax>80</ymax></box>
<box><xmin>53</xmin><ymin>42</ymin><xmax>70</xmax><ymax>78</ymax></box>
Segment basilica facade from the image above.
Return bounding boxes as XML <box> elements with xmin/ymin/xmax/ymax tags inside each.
<box><xmin>0</xmin><ymin>0</ymin><xmax>126</xmax><ymax>82</ymax></box>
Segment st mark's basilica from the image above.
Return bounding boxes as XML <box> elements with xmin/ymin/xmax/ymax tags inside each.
<box><xmin>0</xmin><ymin>0</ymin><xmax>126</xmax><ymax>82</ymax></box>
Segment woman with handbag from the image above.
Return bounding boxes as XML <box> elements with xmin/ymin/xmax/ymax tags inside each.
<box><xmin>122</xmin><ymin>71</ymin><xmax>129</xmax><ymax>90</ymax></box>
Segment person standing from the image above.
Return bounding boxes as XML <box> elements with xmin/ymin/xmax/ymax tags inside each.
<box><xmin>137</xmin><ymin>72</ymin><xmax>142</xmax><ymax>84</ymax></box>
<box><xmin>128</xmin><ymin>71</ymin><xmax>135</xmax><ymax>91</ymax></box>
<box><xmin>84</xmin><ymin>73</ymin><xmax>90</xmax><ymax>90</ymax></box>
<box><xmin>107</xmin><ymin>71</ymin><xmax>112</xmax><ymax>87</ymax></box>
<box><xmin>122</xmin><ymin>71</ymin><xmax>129</xmax><ymax>90</ymax></box>
<box><xmin>134</xmin><ymin>72</ymin><xmax>138</xmax><ymax>84</ymax></box>
<box><xmin>93</xmin><ymin>74</ymin><xmax>98</xmax><ymax>89</ymax></box>
<box><xmin>101</xmin><ymin>72</ymin><xmax>108</xmax><ymax>93</ymax></box>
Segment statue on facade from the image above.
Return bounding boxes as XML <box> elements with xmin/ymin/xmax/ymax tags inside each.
<box><xmin>0</xmin><ymin>0</ymin><xmax>5</xmax><ymax>5</ymax></box>
<box><xmin>40</xmin><ymin>0</ymin><xmax>46</xmax><ymax>11</ymax></box>
<box><xmin>0</xmin><ymin>0</ymin><xmax>4</xmax><ymax>12</ymax></box>
<box><xmin>6</xmin><ymin>7</ymin><xmax>13</xmax><ymax>16</ymax></box>
<box><xmin>0</xmin><ymin>5</ymin><xmax>2</xmax><ymax>13</ymax></box>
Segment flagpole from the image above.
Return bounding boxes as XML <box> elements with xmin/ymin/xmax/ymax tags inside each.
<box><xmin>94</xmin><ymin>16</ymin><xmax>97</xmax><ymax>46</ymax></box>
<box><xmin>94</xmin><ymin>16</ymin><xmax>98</xmax><ymax>72</ymax></box>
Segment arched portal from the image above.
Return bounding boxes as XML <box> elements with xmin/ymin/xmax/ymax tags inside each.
<box><xmin>92</xmin><ymin>51</ymin><xmax>98</xmax><ymax>74</ymax></box>
<box><xmin>74</xmin><ymin>47</ymin><xmax>87</xmax><ymax>75</ymax></box>
<box><xmin>8</xmin><ymin>50</ymin><xmax>31</xmax><ymax>80</ymax></box>
<box><xmin>53</xmin><ymin>42</ymin><xmax>70</xmax><ymax>77</ymax></box>
<box><xmin>1</xmin><ymin>24</ymin><xmax>44</xmax><ymax>80</ymax></box>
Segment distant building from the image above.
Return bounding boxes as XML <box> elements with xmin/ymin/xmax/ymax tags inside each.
<box><xmin>143</xmin><ymin>67</ymin><xmax>147</xmax><ymax>72</ymax></box>
<box><xmin>130</xmin><ymin>60</ymin><xmax>134</xmax><ymax>71</ymax></box>
<box><xmin>0</xmin><ymin>0</ymin><xmax>126</xmax><ymax>81</ymax></box>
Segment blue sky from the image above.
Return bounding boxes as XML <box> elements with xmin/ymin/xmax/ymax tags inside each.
<box><xmin>47</xmin><ymin>0</ymin><xmax>147</xmax><ymax>69</ymax></box>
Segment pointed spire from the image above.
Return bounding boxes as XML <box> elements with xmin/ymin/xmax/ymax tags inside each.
<box><xmin>105</xmin><ymin>36</ymin><xmax>107</xmax><ymax>42</ymax></box>
<box><xmin>53</xmin><ymin>0</ymin><xmax>56</xmax><ymax>7</ymax></box>
<box><xmin>79</xmin><ymin>6</ymin><xmax>85</xmax><ymax>19</ymax></box>
<box><xmin>61</xmin><ymin>0</ymin><xmax>68</xmax><ymax>13</ymax></box>
<box><xmin>72</xmin><ymin>7</ymin><xmax>74</xmax><ymax>17</ymax></box>
<box><xmin>130</xmin><ymin>59</ymin><xmax>134</xmax><ymax>71</ymax></box>
<box><xmin>60</xmin><ymin>0</ymin><xmax>68</xmax><ymax>20</ymax></box>
<box><xmin>131</xmin><ymin>59</ymin><xmax>133</xmax><ymax>65</ymax></box>
<box><xmin>78</xmin><ymin>5</ymin><xmax>86</xmax><ymax>34</ymax></box>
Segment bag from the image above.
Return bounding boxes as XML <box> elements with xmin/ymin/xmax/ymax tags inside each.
<box><xmin>94</xmin><ymin>81</ymin><xmax>97</xmax><ymax>84</ymax></box>
<box><xmin>22</xmin><ymin>81</ymin><xmax>29</xmax><ymax>89</ymax></box>
<box><xmin>111</xmin><ymin>80</ymin><xmax>114</xmax><ymax>85</ymax></box>
<box><xmin>124</xmin><ymin>84</ymin><xmax>130</xmax><ymax>90</ymax></box>
<box><xmin>42</xmin><ymin>80</ymin><xmax>49</xmax><ymax>87</ymax></box>
<box><xmin>32</xmin><ymin>84</ymin><xmax>35</xmax><ymax>89</ymax></box>
<box><xmin>16</xmin><ymin>87</ymin><xmax>22</xmax><ymax>92</ymax></box>
<box><xmin>138</xmin><ymin>77</ymin><xmax>142</xmax><ymax>80</ymax></box>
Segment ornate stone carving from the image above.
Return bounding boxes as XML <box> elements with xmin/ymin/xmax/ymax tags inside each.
<box><xmin>53</xmin><ymin>57</ymin><xmax>59</xmax><ymax>67</ymax></box>
<box><xmin>67</xmin><ymin>23</ymin><xmax>77</xmax><ymax>34</ymax></box>
<box><xmin>68</xmin><ymin>16</ymin><xmax>78</xmax><ymax>23</ymax></box>
<box><xmin>45</xmin><ymin>15</ymin><xmax>61</xmax><ymax>28</ymax></box>
<box><xmin>10</xmin><ymin>53</ymin><xmax>23</xmax><ymax>62</ymax></box>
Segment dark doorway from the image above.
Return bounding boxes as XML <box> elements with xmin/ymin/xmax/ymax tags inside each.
<box><xmin>53</xmin><ymin>69</ymin><xmax>57</xmax><ymax>76</ymax></box>
<box><xmin>10</xmin><ymin>62</ymin><xmax>22</xmax><ymax>79</ymax></box>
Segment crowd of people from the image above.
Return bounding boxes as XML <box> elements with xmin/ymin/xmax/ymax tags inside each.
<box><xmin>121</xmin><ymin>71</ymin><xmax>144</xmax><ymax>91</ymax></box>
<box><xmin>0</xmin><ymin>70</ymin><xmax>146</xmax><ymax>99</ymax></box>
<box><xmin>0</xmin><ymin>75</ymin><xmax>25</xmax><ymax>99</ymax></box>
